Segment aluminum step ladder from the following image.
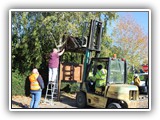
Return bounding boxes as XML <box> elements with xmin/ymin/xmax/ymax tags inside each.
<box><xmin>44</xmin><ymin>81</ymin><xmax>58</xmax><ymax>105</ymax></box>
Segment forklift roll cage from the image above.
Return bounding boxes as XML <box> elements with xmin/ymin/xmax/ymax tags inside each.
<box><xmin>85</xmin><ymin>57</ymin><xmax>128</xmax><ymax>88</ymax></box>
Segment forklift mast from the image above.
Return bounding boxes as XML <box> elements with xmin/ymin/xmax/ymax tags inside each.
<box><xmin>82</xmin><ymin>20</ymin><xmax>103</xmax><ymax>82</ymax></box>
<box><xmin>58</xmin><ymin>19</ymin><xmax>103</xmax><ymax>86</ymax></box>
<box><xmin>58</xmin><ymin>19</ymin><xmax>105</xmax><ymax>100</ymax></box>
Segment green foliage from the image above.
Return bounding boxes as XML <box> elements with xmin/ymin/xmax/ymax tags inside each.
<box><xmin>11</xmin><ymin>11</ymin><xmax>118</xmax><ymax>74</ymax></box>
<box><xmin>60</xmin><ymin>82</ymin><xmax>80</xmax><ymax>93</ymax></box>
<box><xmin>11</xmin><ymin>11</ymin><xmax>148</xmax><ymax>96</ymax></box>
<box><xmin>11</xmin><ymin>11</ymin><xmax>118</xmax><ymax>95</ymax></box>
<box><xmin>70</xmin><ymin>83</ymin><xmax>80</xmax><ymax>93</ymax></box>
<box><xmin>12</xmin><ymin>70</ymin><xmax>29</xmax><ymax>96</ymax></box>
<box><xmin>127</xmin><ymin>72</ymin><xmax>134</xmax><ymax>84</ymax></box>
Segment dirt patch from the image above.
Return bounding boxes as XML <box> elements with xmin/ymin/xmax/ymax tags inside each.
<box><xmin>138</xmin><ymin>95</ymin><xmax>149</xmax><ymax>108</ymax></box>
<box><xmin>11</xmin><ymin>92</ymin><xmax>77</xmax><ymax>109</ymax></box>
<box><xmin>11</xmin><ymin>93</ymin><xmax>148</xmax><ymax>109</ymax></box>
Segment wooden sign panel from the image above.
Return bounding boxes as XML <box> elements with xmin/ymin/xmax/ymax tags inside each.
<box><xmin>59</xmin><ymin>63</ymin><xmax>83</xmax><ymax>83</ymax></box>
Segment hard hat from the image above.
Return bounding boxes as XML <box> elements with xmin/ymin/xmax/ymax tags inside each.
<box><xmin>134</xmin><ymin>74</ymin><xmax>138</xmax><ymax>77</ymax></box>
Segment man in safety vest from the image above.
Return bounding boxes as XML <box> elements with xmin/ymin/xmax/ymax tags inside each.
<box><xmin>29</xmin><ymin>68</ymin><xmax>44</xmax><ymax>108</ymax></box>
<box><xmin>94</xmin><ymin>65</ymin><xmax>107</xmax><ymax>87</ymax></box>
<box><xmin>92</xmin><ymin>65</ymin><xmax>107</xmax><ymax>93</ymax></box>
<box><xmin>133</xmin><ymin>74</ymin><xmax>141</xmax><ymax>87</ymax></box>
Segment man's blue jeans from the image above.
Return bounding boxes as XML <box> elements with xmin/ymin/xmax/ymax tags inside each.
<box><xmin>30</xmin><ymin>90</ymin><xmax>42</xmax><ymax>108</ymax></box>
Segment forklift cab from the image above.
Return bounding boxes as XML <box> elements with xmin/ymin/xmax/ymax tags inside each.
<box><xmin>85</xmin><ymin>57</ymin><xmax>127</xmax><ymax>95</ymax></box>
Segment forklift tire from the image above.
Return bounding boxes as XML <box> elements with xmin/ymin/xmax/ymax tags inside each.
<box><xmin>76</xmin><ymin>91</ymin><xmax>86</xmax><ymax>108</ymax></box>
<box><xmin>107</xmin><ymin>103</ymin><xmax>122</xmax><ymax>109</ymax></box>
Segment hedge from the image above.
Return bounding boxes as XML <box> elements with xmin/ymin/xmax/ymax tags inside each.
<box><xmin>12</xmin><ymin>70</ymin><xmax>30</xmax><ymax>96</ymax></box>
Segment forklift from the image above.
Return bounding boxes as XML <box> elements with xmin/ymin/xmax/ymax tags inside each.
<box><xmin>76</xmin><ymin>56</ymin><xmax>139</xmax><ymax>108</ymax></box>
<box><xmin>59</xmin><ymin>19</ymin><xmax>139</xmax><ymax>108</ymax></box>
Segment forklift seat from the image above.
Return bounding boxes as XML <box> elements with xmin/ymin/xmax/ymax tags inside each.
<box><xmin>95</xmin><ymin>86</ymin><xmax>105</xmax><ymax>95</ymax></box>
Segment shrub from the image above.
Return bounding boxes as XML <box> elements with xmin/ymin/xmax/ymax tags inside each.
<box><xmin>12</xmin><ymin>69</ymin><xmax>30</xmax><ymax>96</ymax></box>
<box><xmin>127</xmin><ymin>72</ymin><xmax>134</xmax><ymax>84</ymax></box>
<box><xmin>60</xmin><ymin>82</ymin><xmax>80</xmax><ymax>93</ymax></box>
<box><xmin>70</xmin><ymin>83</ymin><xmax>80</xmax><ymax>93</ymax></box>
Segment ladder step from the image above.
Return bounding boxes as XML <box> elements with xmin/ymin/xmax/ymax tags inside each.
<box><xmin>46</xmin><ymin>95</ymin><xmax>52</xmax><ymax>96</ymax></box>
<box><xmin>44</xmin><ymin>81</ymin><xmax>58</xmax><ymax>104</ymax></box>
<box><xmin>47</xmin><ymin>89</ymin><xmax>52</xmax><ymax>90</ymax></box>
<box><xmin>46</xmin><ymin>88</ymin><xmax>58</xmax><ymax>91</ymax></box>
<box><xmin>48</xmin><ymin>82</ymin><xmax>58</xmax><ymax>84</ymax></box>
<box><xmin>48</xmin><ymin>83</ymin><xmax>57</xmax><ymax>85</ymax></box>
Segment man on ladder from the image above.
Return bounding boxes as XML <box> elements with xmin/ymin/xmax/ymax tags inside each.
<box><xmin>44</xmin><ymin>48</ymin><xmax>65</xmax><ymax>105</ymax></box>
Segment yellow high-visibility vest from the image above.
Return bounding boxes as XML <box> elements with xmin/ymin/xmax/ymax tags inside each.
<box><xmin>29</xmin><ymin>73</ymin><xmax>40</xmax><ymax>90</ymax></box>
<box><xmin>134</xmin><ymin>77</ymin><xmax>141</xmax><ymax>87</ymax></box>
<box><xmin>95</xmin><ymin>69</ymin><xmax>107</xmax><ymax>87</ymax></box>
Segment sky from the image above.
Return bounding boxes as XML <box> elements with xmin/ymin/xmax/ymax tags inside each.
<box><xmin>108</xmin><ymin>11</ymin><xmax>149</xmax><ymax>36</ymax></box>
<box><xmin>118</xmin><ymin>11</ymin><xmax>149</xmax><ymax>34</ymax></box>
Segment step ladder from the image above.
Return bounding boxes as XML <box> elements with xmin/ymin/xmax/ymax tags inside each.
<box><xmin>44</xmin><ymin>81</ymin><xmax>58</xmax><ymax>105</ymax></box>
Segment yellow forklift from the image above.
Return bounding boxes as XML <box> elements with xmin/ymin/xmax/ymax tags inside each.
<box><xmin>76</xmin><ymin>56</ymin><xmax>139</xmax><ymax>108</ymax></box>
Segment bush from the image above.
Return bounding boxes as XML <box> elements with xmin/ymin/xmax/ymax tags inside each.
<box><xmin>12</xmin><ymin>70</ymin><xmax>80</xmax><ymax>96</ymax></box>
<box><xmin>127</xmin><ymin>72</ymin><xmax>134</xmax><ymax>84</ymax></box>
<box><xmin>60</xmin><ymin>82</ymin><xmax>80</xmax><ymax>93</ymax></box>
<box><xmin>70</xmin><ymin>83</ymin><xmax>80</xmax><ymax>93</ymax></box>
<box><xmin>12</xmin><ymin>69</ymin><xmax>30</xmax><ymax>96</ymax></box>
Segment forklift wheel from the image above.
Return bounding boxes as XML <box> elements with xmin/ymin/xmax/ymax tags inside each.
<box><xmin>76</xmin><ymin>91</ymin><xmax>86</xmax><ymax>108</ymax></box>
<box><xmin>107</xmin><ymin>103</ymin><xmax>122</xmax><ymax>109</ymax></box>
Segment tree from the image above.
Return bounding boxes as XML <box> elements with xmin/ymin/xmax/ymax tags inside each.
<box><xmin>111</xmin><ymin>14</ymin><xmax>148</xmax><ymax>69</ymax></box>
<box><xmin>12</xmin><ymin>12</ymin><xmax>43</xmax><ymax>72</ymax></box>
<box><xmin>11</xmin><ymin>11</ymin><xmax>120</xmax><ymax>96</ymax></box>
<box><xmin>11</xmin><ymin>11</ymin><xmax>118</xmax><ymax>73</ymax></box>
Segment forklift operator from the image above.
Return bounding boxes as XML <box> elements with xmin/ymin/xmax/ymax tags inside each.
<box><xmin>87</xmin><ymin>64</ymin><xmax>107</xmax><ymax>91</ymax></box>
<box><xmin>94</xmin><ymin>65</ymin><xmax>107</xmax><ymax>88</ymax></box>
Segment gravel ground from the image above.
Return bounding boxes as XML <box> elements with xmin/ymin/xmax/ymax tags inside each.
<box><xmin>11</xmin><ymin>93</ymin><xmax>149</xmax><ymax>109</ymax></box>
<box><xmin>138</xmin><ymin>95</ymin><xmax>149</xmax><ymax>108</ymax></box>
<box><xmin>11</xmin><ymin>93</ymin><xmax>77</xmax><ymax>109</ymax></box>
